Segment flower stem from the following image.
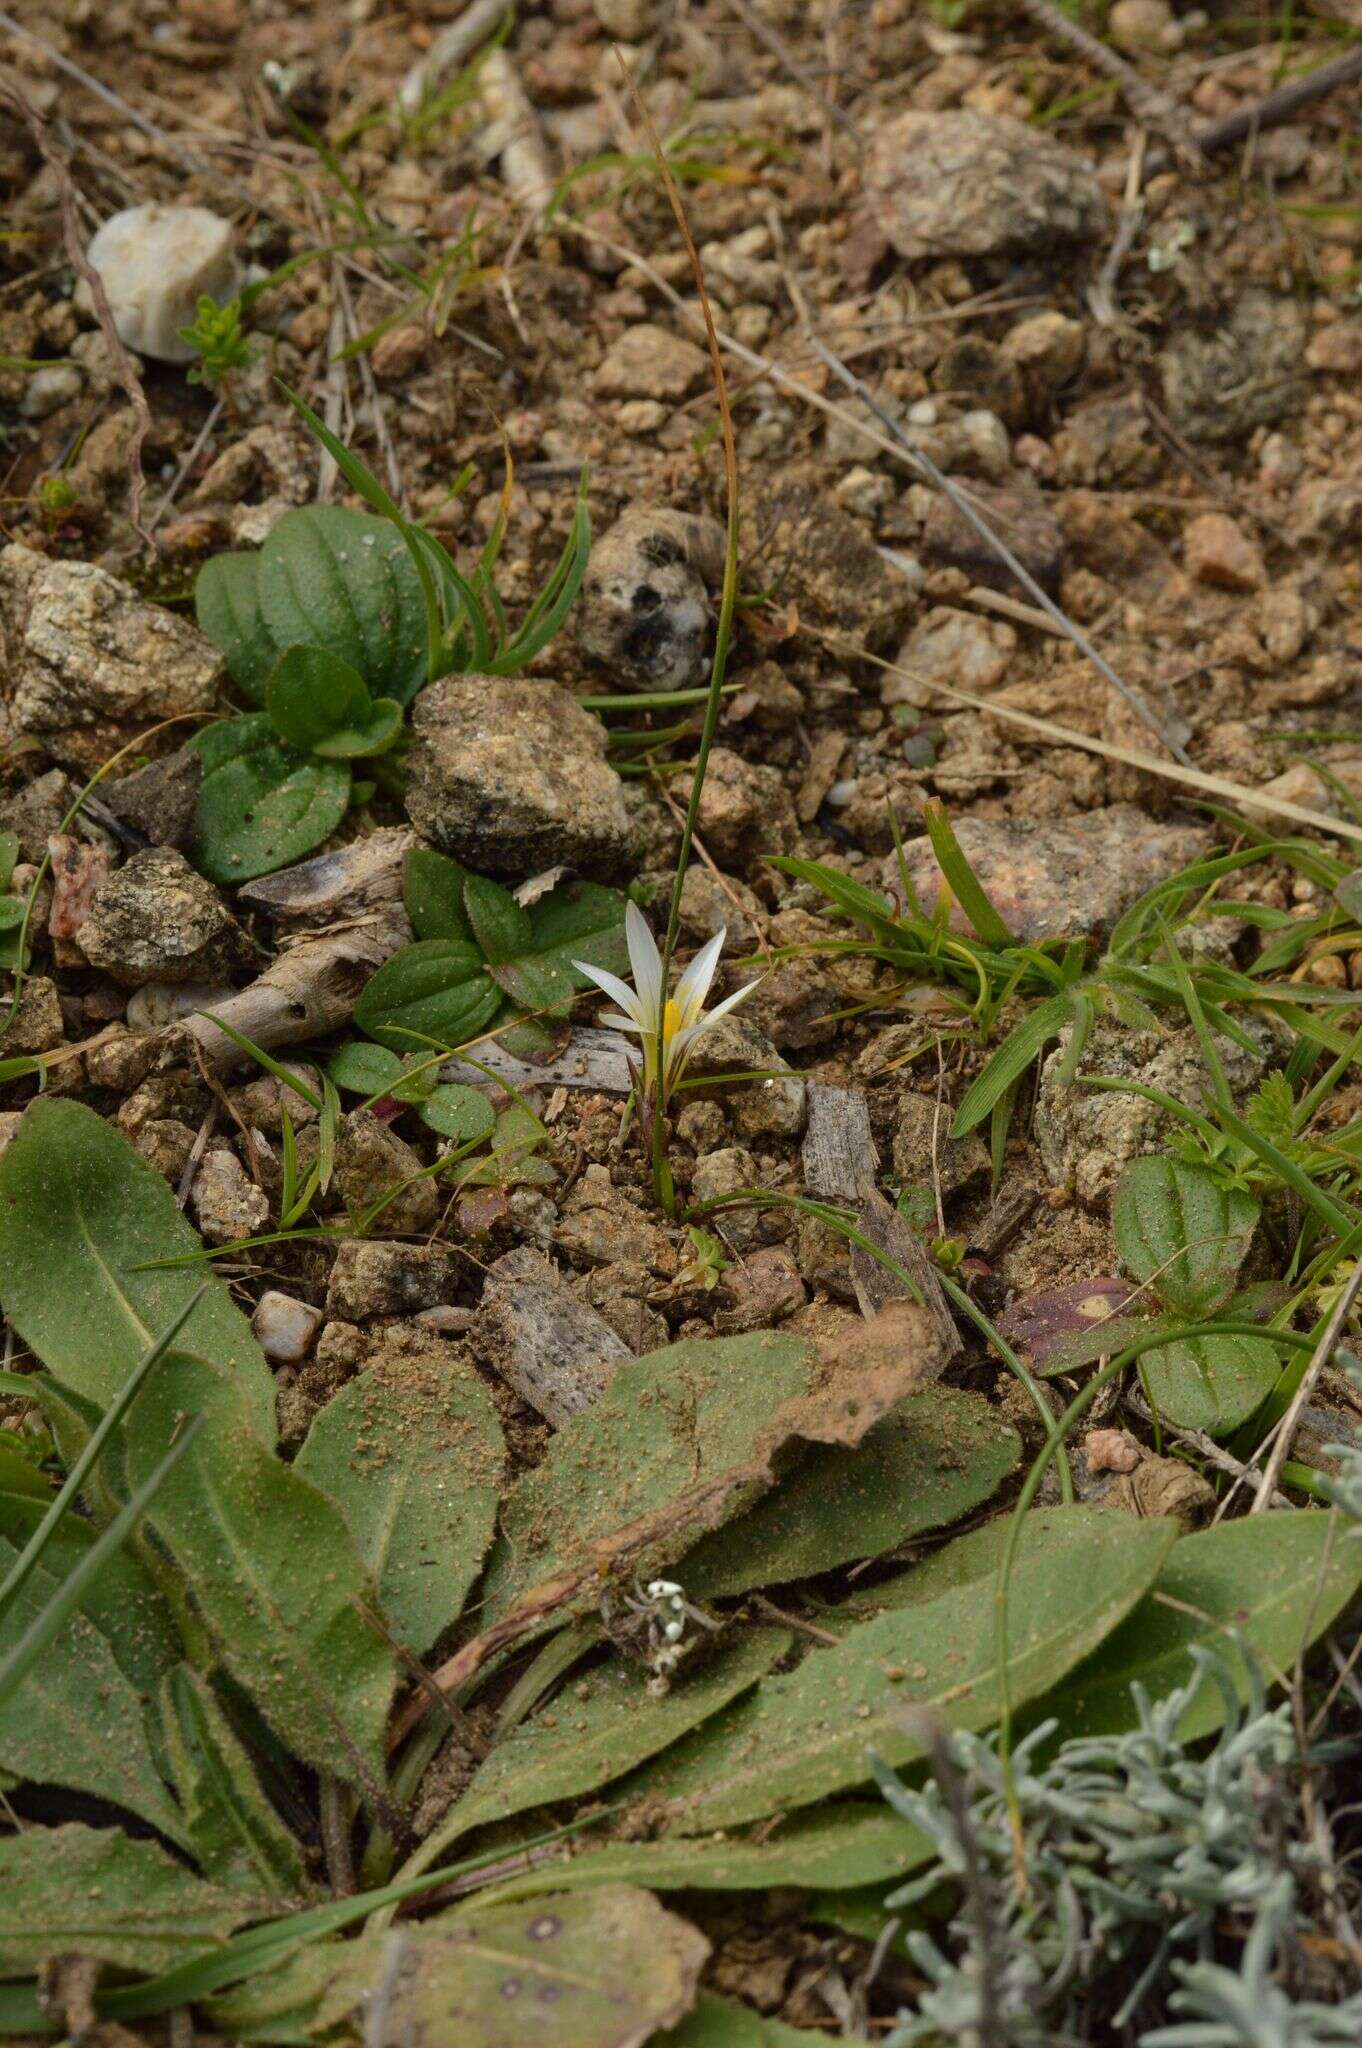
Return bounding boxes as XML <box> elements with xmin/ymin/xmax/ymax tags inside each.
<box><xmin>620</xmin><ymin>64</ymin><xmax>740</xmax><ymax>1219</ymax></box>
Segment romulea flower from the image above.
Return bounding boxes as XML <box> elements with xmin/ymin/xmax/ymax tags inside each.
<box><xmin>573</xmin><ymin>901</ymin><xmax>759</xmax><ymax>1106</ymax></box>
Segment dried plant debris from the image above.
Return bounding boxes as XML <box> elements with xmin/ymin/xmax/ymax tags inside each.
<box><xmin>4</xmin><ymin>0</ymin><xmax>1362</xmax><ymax>2036</ymax></box>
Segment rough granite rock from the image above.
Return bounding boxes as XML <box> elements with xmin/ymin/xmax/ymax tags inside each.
<box><xmin>326</xmin><ymin>1240</ymin><xmax>463</xmax><ymax>1320</ymax></box>
<box><xmin>76</xmin><ymin>847</ymin><xmax>250</xmax><ymax>987</ymax></box>
<box><xmin>2</xmin><ymin>975</ymin><xmax>64</xmax><ymax>1056</ymax></box>
<box><xmin>593</xmin><ymin>322</ymin><xmax>709</xmax><ymax>400</ymax></box>
<box><xmin>0</xmin><ymin>544</ymin><xmax>223</xmax><ymax>771</ymax></box>
<box><xmin>890</xmin><ymin>606</ymin><xmax>1016</xmax><ymax>706</ymax></box>
<box><xmin>688</xmin><ymin>1012</ymin><xmax>807</xmax><ymax>1142</ymax></box>
<box><xmin>98</xmin><ymin>746</ymin><xmax>203</xmax><ymax>851</ymax></box>
<box><xmin>754</xmin><ymin>484</ymin><xmax>915</xmax><ymax>649</ymax></box>
<box><xmin>190</xmin><ymin>1148</ymin><xmax>270</xmax><ymax>1245</ymax></box>
<box><xmin>576</xmin><ymin>507</ymin><xmax>726</xmax><ymax>693</ymax></box>
<box><xmin>695</xmin><ymin>747</ymin><xmax>797</xmax><ymax>867</ymax></box>
<box><xmin>405</xmin><ymin>675</ymin><xmax>632</xmax><ymax>878</ymax></box>
<box><xmin>921</xmin><ymin>480</ymin><xmax>1064</xmax><ymax>596</ymax></box>
<box><xmin>1160</xmin><ymin>290</ymin><xmax>1308</xmax><ymax>445</ymax></box>
<box><xmin>867</xmin><ymin>111</ymin><xmax>1107</xmax><ymax>262</ymax></box>
<box><xmin>319</xmin><ymin>1111</ymin><xmax>439</xmax><ymax>1236</ymax></box>
<box><xmin>889</xmin><ymin>806</ymin><xmax>1213</xmax><ymax>945</ymax></box>
<box><xmin>1036</xmin><ymin>1018</ymin><xmax>1276</xmax><ymax>1208</ymax></box>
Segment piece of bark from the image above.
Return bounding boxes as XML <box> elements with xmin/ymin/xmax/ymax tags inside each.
<box><xmin>850</xmin><ymin>1192</ymin><xmax>960</xmax><ymax>1363</ymax></box>
<box><xmin>441</xmin><ymin>1026</ymin><xmax>635</xmax><ymax>1096</ymax></box>
<box><xmin>235</xmin><ymin>827</ymin><xmax>413</xmax><ymax>929</ymax></box>
<box><xmin>164</xmin><ymin>909</ymin><xmax>411</xmax><ymax>1071</ymax></box>
<box><xmin>472</xmin><ymin>1246</ymin><xmax>630</xmax><ymax>1426</ymax></box>
<box><xmin>801</xmin><ymin>1082</ymin><xmax>878</xmax><ymax>1202</ymax></box>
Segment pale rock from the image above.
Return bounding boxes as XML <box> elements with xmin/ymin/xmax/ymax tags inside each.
<box><xmin>1183</xmin><ymin>512</ymin><xmax>1265</xmax><ymax>592</ymax></box>
<box><xmin>691</xmin><ymin>1144</ymin><xmax>760</xmax><ymax>1247</ymax></box>
<box><xmin>593</xmin><ymin>322</ymin><xmax>709</xmax><ymax>400</ymax></box>
<box><xmin>867</xmin><ymin>110</ymin><xmax>1107</xmax><ymax>261</ymax></box>
<box><xmin>1000</xmin><ymin>308</ymin><xmax>1086</xmax><ymax>394</ymax></box>
<box><xmin>126</xmin><ymin>981</ymin><xmax>235</xmax><ymax>1033</ymax></box>
<box><xmin>252</xmin><ymin>1290</ymin><xmax>323</xmax><ymax>1363</ymax></box>
<box><xmin>20</xmin><ymin>364</ymin><xmax>82</xmax><ymax>419</ymax></box>
<box><xmin>617</xmin><ymin>400</ymin><xmax>668</xmax><ymax>436</ymax></box>
<box><xmin>326</xmin><ymin>1239</ymin><xmax>463</xmax><ymax>1320</ymax></box>
<box><xmin>577</xmin><ymin>507</ymin><xmax>725</xmax><ymax>693</ymax></box>
<box><xmin>191</xmin><ymin>1148</ymin><xmax>269</xmax><ymax>1244</ymax></box>
<box><xmin>79</xmin><ymin>203</ymin><xmax>242</xmax><ymax>364</ymax></box>
<box><xmin>888</xmin><ymin>605</ymin><xmax>1016</xmax><ymax>708</ymax></box>
<box><xmin>1306</xmin><ymin>322</ymin><xmax>1362</xmax><ymax>375</ymax></box>
<box><xmin>1108</xmin><ymin>0</ymin><xmax>1181</xmax><ymax>53</ymax></box>
<box><xmin>76</xmin><ymin>847</ymin><xmax>250</xmax><ymax>988</ymax></box>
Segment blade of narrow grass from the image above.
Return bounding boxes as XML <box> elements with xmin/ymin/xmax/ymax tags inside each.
<box><xmin>0</xmin><ymin>1287</ymin><xmax>207</xmax><ymax>1626</ymax></box>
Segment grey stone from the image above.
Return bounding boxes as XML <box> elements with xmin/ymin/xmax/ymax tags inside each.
<box><xmin>405</xmin><ymin>674</ymin><xmax>632</xmax><ymax>879</ymax></box>
<box><xmin>79</xmin><ymin>203</ymin><xmax>242</xmax><ymax>364</ymax></box>
<box><xmin>1035</xmin><ymin>1019</ymin><xmax>1277</xmax><ymax>1208</ymax></box>
<box><xmin>1160</xmin><ymin>290</ymin><xmax>1308</xmax><ymax>445</ymax></box>
<box><xmin>326</xmin><ymin>1239</ymin><xmax>463</xmax><ymax>1321</ymax></box>
<box><xmin>190</xmin><ymin>1148</ymin><xmax>269</xmax><ymax>1245</ymax></box>
<box><xmin>76</xmin><ymin>846</ymin><xmax>250</xmax><ymax>987</ymax></box>
<box><xmin>576</xmin><ymin>507</ymin><xmax>725</xmax><ymax>693</ymax></box>
<box><xmin>0</xmin><ymin>544</ymin><xmax>223</xmax><ymax>772</ymax></box>
<box><xmin>867</xmin><ymin>111</ymin><xmax>1107</xmax><ymax>262</ymax></box>
<box><xmin>99</xmin><ymin>745</ymin><xmax>202</xmax><ymax>851</ymax></box>
<box><xmin>692</xmin><ymin>1145</ymin><xmax>760</xmax><ymax>1247</ymax></box>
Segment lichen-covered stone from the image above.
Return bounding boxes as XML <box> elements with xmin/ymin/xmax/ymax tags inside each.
<box><xmin>405</xmin><ymin>675</ymin><xmax>632</xmax><ymax>878</ymax></box>
<box><xmin>76</xmin><ymin>847</ymin><xmax>250</xmax><ymax>987</ymax></box>
<box><xmin>867</xmin><ymin>111</ymin><xmax>1107</xmax><ymax>262</ymax></box>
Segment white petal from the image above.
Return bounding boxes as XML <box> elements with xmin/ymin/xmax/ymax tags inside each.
<box><xmin>697</xmin><ymin>976</ymin><xmax>760</xmax><ymax>1030</ymax></box>
<box><xmin>572</xmin><ymin>960</ymin><xmax>646</xmax><ymax>1029</ymax></box>
<box><xmin>673</xmin><ymin>928</ymin><xmax>726</xmax><ymax>1025</ymax></box>
<box><xmin>596</xmin><ymin>1010</ymin><xmax>646</xmax><ymax>1035</ymax></box>
<box><xmin>625</xmin><ymin>902</ymin><xmax>664</xmax><ymax>1020</ymax></box>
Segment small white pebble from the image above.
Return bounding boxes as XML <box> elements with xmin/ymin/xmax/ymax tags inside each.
<box><xmin>251</xmin><ymin>1289</ymin><xmax>323</xmax><ymax>1363</ymax></box>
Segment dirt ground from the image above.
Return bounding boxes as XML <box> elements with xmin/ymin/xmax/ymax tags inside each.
<box><xmin>4</xmin><ymin>0</ymin><xmax>1362</xmax><ymax>2033</ymax></box>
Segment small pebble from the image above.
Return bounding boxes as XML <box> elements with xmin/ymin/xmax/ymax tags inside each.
<box><xmin>251</xmin><ymin>1290</ymin><xmax>324</xmax><ymax>1363</ymax></box>
<box><xmin>79</xmin><ymin>203</ymin><xmax>242</xmax><ymax>363</ymax></box>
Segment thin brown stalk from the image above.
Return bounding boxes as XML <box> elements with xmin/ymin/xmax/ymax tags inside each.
<box><xmin>1</xmin><ymin>79</ymin><xmax>154</xmax><ymax>545</ymax></box>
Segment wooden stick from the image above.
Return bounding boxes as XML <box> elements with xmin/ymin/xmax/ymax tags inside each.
<box><xmin>1252</xmin><ymin>1259</ymin><xmax>1362</xmax><ymax>1515</ymax></box>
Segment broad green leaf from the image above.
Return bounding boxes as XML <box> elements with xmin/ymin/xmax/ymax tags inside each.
<box><xmin>413</xmin><ymin>1629</ymin><xmax>789</xmax><ymax>1878</ymax></box>
<box><xmin>119</xmin><ymin>1377</ymin><xmax>396</xmax><ymax>1790</ymax></box>
<box><xmin>0</xmin><ymin>1099</ymin><xmax>275</xmax><ymax>1444</ymax></box>
<box><xmin>497</xmin><ymin>879</ymin><xmax>630</xmax><ymax>1011</ymax></box>
<box><xmin>0</xmin><ymin>1446</ymin><xmax>48</xmax><ymax>1499</ymax></box>
<box><xmin>0</xmin><ymin>1825</ymin><xmax>255</xmax><ymax>1976</ymax></box>
<box><xmin>1139</xmin><ymin>1328</ymin><xmax>1280</xmax><ymax>1434</ymax></box>
<box><xmin>294</xmin><ymin>1355</ymin><xmax>504</xmax><ymax>1656</ymax></box>
<box><xmin>0</xmin><ymin>1533</ymin><xmax>189</xmax><ymax>1845</ymax></box>
<box><xmin>315</xmin><ymin>1886</ymin><xmax>707</xmax><ymax>2047</ymax></box>
<box><xmin>312</xmin><ymin>696</ymin><xmax>402</xmax><ymax>759</ymax></box>
<box><xmin>419</xmin><ymin>1081</ymin><xmax>497</xmax><ymax>1143</ymax></box>
<box><xmin>631</xmin><ymin>1506</ymin><xmax>1175</xmax><ymax>1833</ymax></box>
<box><xmin>327</xmin><ymin>1039</ymin><xmax>407</xmax><ymax>1098</ymax></box>
<box><xmin>191</xmin><ymin>715</ymin><xmax>350</xmax><ymax>886</ymax></box>
<box><xmin>353</xmin><ymin>937</ymin><xmax>502</xmax><ymax>1055</ymax></box>
<box><xmin>196</xmin><ymin>551</ymin><xmax>277</xmax><ymax>704</ymax></box>
<box><xmin>404</xmin><ymin>845</ymin><xmax>474</xmax><ymax>942</ymax></box>
<box><xmin>479</xmin><ymin>1331</ymin><xmax>816</xmax><ymax>1624</ymax></box>
<box><xmin>682</xmin><ymin>1387</ymin><xmax>1021</xmax><ymax>1597</ymax></box>
<box><xmin>265</xmin><ymin>643</ymin><xmax>372</xmax><ymax>753</ymax></box>
<box><xmin>447</xmin><ymin>1100</ymin><xmax>554</xmax><ymax>1187</ymax></box>
<box><xmin>162</xmin><ymin>1664</ymin><xmax>309</xmax><ymax>1900</ymax></box>
<box><xmin>257</xmin><ymin>505</ymin><xmax>428</xmax><ymax>704</ymax></box>
<box><xmin>463</xmin><ymin>869</ymin><xmax>532</xmax><ymax>963</ymax></box>
<box><xmin>0</xmin><ymin>899</ymin><xmax>25</xmax><ymax>933</ymax></box>
<box><xmin>1032</xmin><ymin>1510</ymin><xmax>1362</xmax><ymax>1745</ymax></box>
<box><xmin>1113</xmin><ymin>1155</ymin><xmax>1259</xmax><ymax>1317</ymax></box>
<box><xmin>474</xmin><ymin>1803</ymin><xmax>932</xmax><ymax>1907</ymax></box>
<box><xmin>0</xmin><ymin>1490</ymin><xmax>180</xmax><ymax>1698</ymax></box>
<box><xmin>0</xmin><ymin>833</ymin><xmax>17</xmax><ymax>893</ymax></box>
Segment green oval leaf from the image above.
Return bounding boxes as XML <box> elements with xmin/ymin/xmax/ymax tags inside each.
<box><xmin>327</xmin><ymin>1040</ymin><xmax>406</xmax><ymax>1098</ymax></box>
<box><xmin>265</xmin><ymin>643</ymin><xmax>371</xmax><ymax>753</ymax></box>
<box><xmin>312</xmin><ymin>697</ymin><xmax>404</xmax><ymax>760</ymax></box>
<box><xmin>195</xmin><ymin>551</ymin><xmax>277</xmax><ymax>705</ymax></box>
<box><xmin>1139</xmin><ymin>1329</ymin><xmax>1280</xmax><ymax>1434</ymax></box>
<box><xmin>353</xmin><ymin>938</ymin><xmax>502</xmax><ymax>1055</ymax></box>
<box><xmin>420</xmin><ymin>1082</ymin><xmax>497</xmax><ymax>1143</ymax></box>
<box><xmin>630</xmin><ymin>1505</ymin><xmax>1174</xmax><ymax>1833</ymax></box>
<box><xmin>256</xmin><ymin>506</ymin><xmax>428</xmax><ymax>703</ymax></box>
<box><xmin>192</xmin><ymin>714</ymin><xmax>350</xmax><ymax>885</ymax></box>
<box><xmin>1113</xmin><ymin>1155</ymin><xmax>1259</xmax><ymax>1317</ymax></box>
<box><xmin>404</xmin><ymin>846</ymin><xmax>475</xmax><ymax>942</ymax></box>
<box><xmin>295</xmin><ymin>1356</ymin><xmax>505</xmax><ymax>1657</ymax></box>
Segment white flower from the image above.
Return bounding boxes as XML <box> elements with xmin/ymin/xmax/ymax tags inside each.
<box><xmin>573</xmin><ymin>902</ymin><xmax>758</xmax><ymax>1104</ymax></box>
